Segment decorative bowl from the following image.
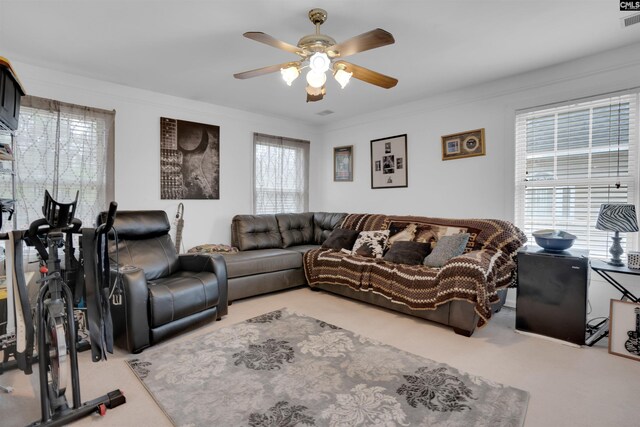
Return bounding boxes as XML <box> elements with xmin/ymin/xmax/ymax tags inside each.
<box><xmin>532</xmin><ymin>229</ymin><xmax>577</xmax><ymax>252</ymax></box>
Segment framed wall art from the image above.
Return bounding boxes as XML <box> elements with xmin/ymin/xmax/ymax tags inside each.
<box><xmin>160</xmin><ymin>117</ymin><xmax>220</xmax><ymax>200</ymax></box>
<box><xmin>370</xmin><ymin>134</ymin><xmax>407</xmax><ymax>189</ymax></box>
<box><xmin>609</xmin><ymin>299</ymin><xmax>640</xmax><ymax>361</ymax></box>
<box><xmin>441</xmin><ymin>128</ymin><xmax>485</xmax><ymax>161</ymax></box>
<box><xmin>334</xmin><ymin>145</ymin><xmax>353</xmax><ymax>182</ymax></box>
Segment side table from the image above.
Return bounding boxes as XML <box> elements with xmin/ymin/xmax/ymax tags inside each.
<box><xmin>586</xmin><ymin>259</ymin><xmax>640</xmax><ymax>346</ymax></box>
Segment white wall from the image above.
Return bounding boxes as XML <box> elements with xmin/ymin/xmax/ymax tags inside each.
<box><xmin>13</xmin><ymin>61</ymin><xmax>321</xmax><ymax>249</ymax></box>
<box><xmin>313</xmin><ymin>42</ymin><xmax>640</xmax><ymax>319</ymax></box>
<box><xmin>315</xmin><ymin>42</ymin><xmax>640</xmax><ymax>220</ymax></box>
<box><xmin>13</xmin><ymin>41</ymin><xmax>640</xmax><ymax>321</ymax></box>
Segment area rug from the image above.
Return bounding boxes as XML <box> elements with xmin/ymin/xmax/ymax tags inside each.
<box><xmin>127</xmin><ymin>309</ymin><xmax>529</xmax><ymax>426</ymax></box>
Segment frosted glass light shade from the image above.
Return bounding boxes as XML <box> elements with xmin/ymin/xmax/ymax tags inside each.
<box><xmin>306</xmin><ymin>69</ymin><xmax>326</xmax><ymax>88</ymax></box>
<box><xmin>309</xmin><ymin>52</ymin><xmax>330</xmax><ymax>73</ymax></box>
<box><xmin>334</xmin><ymin>68</ymin><xmax>353</xmax><ymax>89</ymax></box>
<box><xmin>280</xmin><ymin>66</ymin><xmax>300</xmax><ymax>86</ymax></box>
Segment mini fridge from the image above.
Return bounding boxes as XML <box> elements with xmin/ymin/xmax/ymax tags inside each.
<box><xmin>516</xmin><ymin>246</ymin><xmax>589</xmax><ymax>345</ymax></box>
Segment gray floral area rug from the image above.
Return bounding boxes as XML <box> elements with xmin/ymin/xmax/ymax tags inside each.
<box><xmin>127</xmin><ymin>309</ymin><xmax>529</xmax><ymax>426</ymax></box>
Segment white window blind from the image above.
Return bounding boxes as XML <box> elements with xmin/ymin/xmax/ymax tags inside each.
<box><xmin>13</xmin><ymin>96</ymin><xmax>115</xmax><ymax>231</ymax></box>
<box><xmin>253</xmin><ymin>133</ymin><xmax>309</xmax><ymax>214</ymax></box>
<box><xmin>515</xmin><ymin>91</ymin><xmax>639</xmax><ymax>258</ymax></box>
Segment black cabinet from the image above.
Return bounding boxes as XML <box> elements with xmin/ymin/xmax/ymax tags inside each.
<box><xmin>0</xmin><ymin>58</ymin><xmax>25</xmax><ymax>131</ymax></box>
<box><xmin>516</xmin><ymin>246</ymin><xmax>589</xmax><ymax>345</ymax></box>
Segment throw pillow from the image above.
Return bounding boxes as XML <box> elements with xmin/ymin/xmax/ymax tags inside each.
<box><xmin>423</xmin><ymin>233</ymin><xmax>470</xmax><ymax>268</ymax></box>
<box><xmin>187</xmin><ymin>244</ymin><xmax>239</xmax><ymax>254</ymax></box>
<box><xmin>387</xmin><ymin>223</ymin><xmax>418</xmax><ymax>247</ymax></box>
<box><xmin>383</xmin><ymin>241</ymin><xmax>431</xmax><ymax>265</ymax></box>
<box><xmin>321</xmin><ymin>228</ymin><xmax>360</xmax><ymax>250</ymax></box>
<box><xmin>351</xmin><ymin>230</ymin><xmax>390</xmax><ymax>258</ymax></box>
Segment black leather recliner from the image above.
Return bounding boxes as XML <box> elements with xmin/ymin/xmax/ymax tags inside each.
<box><xmin>98</xmin><ymin>210</ymin><xmax>228</xmax><ymax>353</ymax></box>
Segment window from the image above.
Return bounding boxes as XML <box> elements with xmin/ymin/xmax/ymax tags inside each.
<box><xmin>13</xmin><ymin>96</ymin><xmax>114</xmax><ymax>231</ymax></box>
<box><xmin>253</xmin><ymin>133</ymin><xmax>309</xmax><ymax>214</ymax></box>
<box><xmin>515</xmin><ymin>92</ymin><xmax>639</xmax><ymax>258</ymax></box>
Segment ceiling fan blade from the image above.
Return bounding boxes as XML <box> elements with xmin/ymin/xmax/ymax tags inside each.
<box><xmin>243</xmin><ymin>32</ymin><xmax>303</xmax><ymax>55</ymax></box>
<box><xmin>335</xmin><ymin>61</ymin><xmax>398</xmax><ymax>89</ymax></box>
<box><xmin>234</xmin><ymin>62</ymin><xmax>295</xmax><ymax>79</ymax></box>
<box><xmin>327</xmin><ymin>28</ymin><xmax>395</xmax><ymax>58</ymax></box>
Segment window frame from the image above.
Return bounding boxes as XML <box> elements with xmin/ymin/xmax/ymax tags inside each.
<box><xmin>252</xmin><ymin>132</ymin><xmax>310</xmax><ymax>215</ymax></box>
<box><xmin>514</xmin><ymin>91</ymin><xmax>640</xmax><ymax>258</ymax></box>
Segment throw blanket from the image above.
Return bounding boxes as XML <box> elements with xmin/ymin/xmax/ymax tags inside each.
<box><xmin>303</xmin><ymin>214</ymin><xmax>526</xmax><ymax>327</ymax></box>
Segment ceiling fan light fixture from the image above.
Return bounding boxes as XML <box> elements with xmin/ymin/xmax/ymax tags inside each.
<box><xmin>306</xmin><ymin>69</ymin><xmax>326</xmax><ymax>88</ymax></box>
<box><xmin>280</xmin><ymin>65</ymin><xmax>300</xmax><ymax>86</ymax></box>
<box><xmin>305</xmin><ymin>84</ymin><xmax>325</xmax><ymax>96</ymax></box>
<box><xmin>306</xmin><ymin>84</ymin><xmax>326</xmax><ymax>102</ymax></box>
<box><xmin>334</xmin><ymin>68</ymin><xmax>353</xmax><ymax>89</ymax></box>
<box><xmin>309</xmin><ymin>52</ymin><xmax>330</xmax><ymax>73</ymax></box>
<box><xmin>234</xmin><ymin>8</ymin><xmax>398</xmax><ymax>101</ymax></box>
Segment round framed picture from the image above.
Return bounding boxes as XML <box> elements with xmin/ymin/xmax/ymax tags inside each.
<box><xmin>463</xmin><ymin>136</ymin><xmax>479</xmax><ymax>152</ymax></box>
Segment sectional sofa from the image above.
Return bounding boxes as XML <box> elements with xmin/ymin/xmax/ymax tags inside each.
<box><xmin>222</xmin><ymin>212</ymin><xmax>526</xmax><ymax>336</ymax></box>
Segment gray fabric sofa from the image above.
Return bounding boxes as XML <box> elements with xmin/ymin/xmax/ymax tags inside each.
<box><xmin>222</xmin><ymin>212</ymin><xmax>347</xmax><ymax>301</ymax></box>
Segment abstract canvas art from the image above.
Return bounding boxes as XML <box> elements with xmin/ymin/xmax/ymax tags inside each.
<box><xmin>160</xmin><ymin>117</ymin><xmax>220</xmax><ymax>199</ymax></box>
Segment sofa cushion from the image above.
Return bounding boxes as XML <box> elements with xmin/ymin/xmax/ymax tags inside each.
<box><xmin>276</xmin><ymin>213</ymin><xmax>314</xmax><ymax>248</ymax></box>
<box><xmin>383</xmin><ymin>241</ymin><xmax>431</xmax><ymax>265</ymax></box>
<box><xmin>148</xmin><ymin>270</ymin><xmax>219</xmax><ymax>327</ymax></box>
<box><xmin>423</xmin><ymin>233</ymin><xmax>470</xmax><ymax>267</ymax></box>
<box><xmin>352</xmin><ymin>230</ymin><xmax>390</xmax><ymax>258</ymax></box>
<box><xmin>313</xmin><ymin>212</ymin><xmax>348</xmax><ymax>244</ymax></box>
<box><xmin>285</xmin><ymin>244</ymin><xmax>321</xmax><ymax>255</ymax></box>
<box><xmin>232</xmin><ymin>215</ymin><xmax>283</xmax><ymax>251</ymax></box>
<box><xmin>322</xmin><ymin>228</ymin><xmax>360</xmax><ymax>250</ymax></box>
<box><xmin>221</xmin><ymin>249</ymin><xmax>302</xmax><ymax>278</ymax></box>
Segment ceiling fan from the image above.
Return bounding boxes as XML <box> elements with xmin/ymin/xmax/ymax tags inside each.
<box><xmin>233</xmin><ymin>8</ymin><xmax>398</xmax><ymax>102</ymax></box>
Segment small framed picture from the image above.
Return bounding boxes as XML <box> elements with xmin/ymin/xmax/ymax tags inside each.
<box><xmin>441</xmin><ymin>128</ymin><xmax>485</xmax><ymax>161</ymax></box>
<box><xmin>371</xmin><ymin>134</ymin><xmax>408</xmax><ymax>189</ymax></box>
<box><xmin>609</xmin><ymin>299</ymin><xmax>640</xmax><ymax>361</ymax></box>
<box><xmin>333</xmin><ymin>145</ymin><xmax>353</xmax><ymax>182</ymax></box>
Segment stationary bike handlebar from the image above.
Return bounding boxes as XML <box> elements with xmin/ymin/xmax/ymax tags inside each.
<box><xmin>28</xmin><ymin>217</ymin><xmax>82</xmax><ymax>238</ymax></box>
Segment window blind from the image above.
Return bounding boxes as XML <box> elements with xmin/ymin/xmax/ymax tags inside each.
<box><xmin>253</xmin><ymin>133</ymin><xmax>309</xmax><ymax>215</ymax></box>
<box><xmin>515</xmin><ymin>91</ymin><xmax>639</xmax><ymax>258</ymax></box>
<box><xmin>13</xmin><ymin>96</ymin><xmax>115</xmax><ymax>231</ymax></box>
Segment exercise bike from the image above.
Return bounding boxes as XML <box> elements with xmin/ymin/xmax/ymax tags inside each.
<box><xmin>22</xmin><ymin>191</ymin><xmax>125</xmax><ymax>426</ymax></box>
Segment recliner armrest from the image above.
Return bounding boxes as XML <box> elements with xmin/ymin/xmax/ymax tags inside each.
<box><xmin>178</xmin><ymin>254</ymin><xmax>228</xmax><ymax>317</ymax></box>
<box><xmin>114</xmin><ymin>266</ymin><xmax>150</xmax><ymax>353</ymax></box>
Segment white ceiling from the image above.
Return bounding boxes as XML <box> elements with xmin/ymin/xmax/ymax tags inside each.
<box><xmin>1</xmin><ymin>1</ymin><xmax>640</xmax><ymax>125</ymax></box>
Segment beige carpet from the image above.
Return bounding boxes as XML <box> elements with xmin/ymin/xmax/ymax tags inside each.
<box><xmin>2</xmin><ymin>286</ymin><xmax>639</xmax><ymax>426</ymax></box>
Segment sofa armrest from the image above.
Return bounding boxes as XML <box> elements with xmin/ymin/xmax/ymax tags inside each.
<box><xmin>436</xmin><ymin>248</ymin><xmax>508</xmax><ymax>326</ymax></box>
<box><xmin>178</xmin><ymin>254</ymin><xmax>228</xmax><ymax>318</ymax></box>
<box><xmin>438</xmin><ymin>248</ymin><xmax>504</xmax><ymax>280</ymax></box>
<box><xmin>113</xmin><ymin>266</ymin><xmax>150</xmax><ymax>353</ymax></box>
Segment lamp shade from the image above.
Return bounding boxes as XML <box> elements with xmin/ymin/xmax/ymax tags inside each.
<box><xmin>595</xmin><ymin>204</ymin><xmax>639</xmax><ymax>232</ymax></box>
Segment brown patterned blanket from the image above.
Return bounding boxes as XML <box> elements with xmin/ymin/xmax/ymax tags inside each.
<box><xmin>303</xmin><ymin>214</ymin><xmax>527</xmax><ymax>327</ymax></box>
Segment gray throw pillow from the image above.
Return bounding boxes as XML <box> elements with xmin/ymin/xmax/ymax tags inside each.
<box><xmin>423</xmin><ymin>233</ymin><xmax>470</xmax><ymax>268</ymax></box>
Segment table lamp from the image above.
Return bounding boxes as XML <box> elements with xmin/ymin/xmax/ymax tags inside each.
<box><xmin>595</xmin><ymin>203</ymin><xmax>639</xmax><ymax>266</ymax></box>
